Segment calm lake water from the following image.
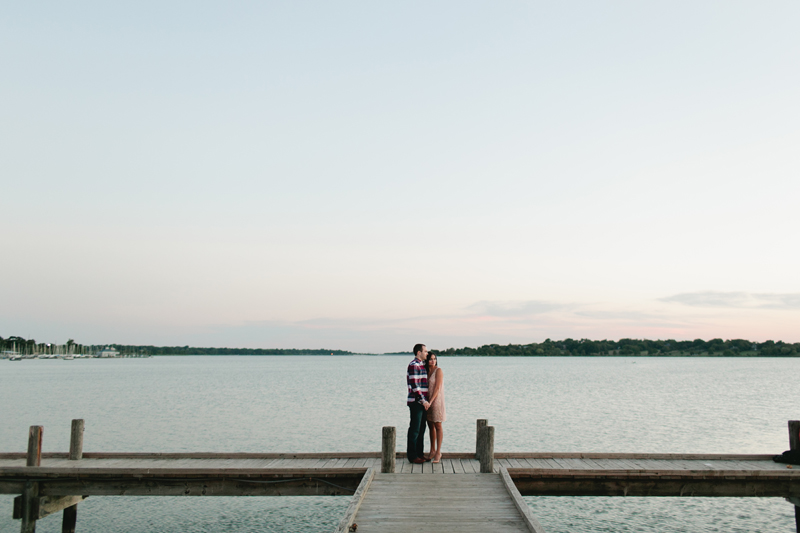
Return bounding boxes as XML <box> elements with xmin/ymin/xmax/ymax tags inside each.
<box><xmin>1</xmin><ymin>355</ymin><xmax>798</xmax><ymax>532</ymax></box>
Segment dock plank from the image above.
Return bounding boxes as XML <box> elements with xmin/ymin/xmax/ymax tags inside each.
<box><xmin>2</xmin><ymin>452</ymin><xmax>796</xmax><ymax>500</ymax></box>
<box><xmin>352</xmin><ymin>473</ymin><xmax>532</xmax><ymax>533</ymax></box>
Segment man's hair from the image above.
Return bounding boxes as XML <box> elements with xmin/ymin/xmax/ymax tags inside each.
<box><xmin>413</xmin><ymin>343</ymin><xmax>426</xmax><ymax>356</ymax></box>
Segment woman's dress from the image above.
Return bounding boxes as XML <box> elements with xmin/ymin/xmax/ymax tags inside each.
<box><xmin>427</xmin><ymin>368</ymin><xmax>446</xmax><ymax>422</ymax></box>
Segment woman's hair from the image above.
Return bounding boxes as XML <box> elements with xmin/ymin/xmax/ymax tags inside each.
<box><xmin>425</xmin><ymin>352</ymin><xmax>437</xmax><ymax>375</ymax></box>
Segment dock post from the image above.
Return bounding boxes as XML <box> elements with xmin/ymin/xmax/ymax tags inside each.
<box><xmin>63</xmin><ymin>420</ymin><xmax>84</xmax><ymax>533</ymax></box>
<box><xmin>789</xmin><ymin>420</ymin><xmax>799</xmax><ymax>452</ymax></box>
<box><xmin>26</xmin><ymin>426</ymin><xmax>42</xmax><ymax>467</ymax></box>
<box><xmin>476</xmin><ymin>419</ymin><xmax>488</xmax><ymax>461</ymax></box>
<box><xmin>790</xmin><ymin>421</ymin><xmax>800</xmax><ymax>532</ymax></box>
<box><xmin>479</xmin><ymin>426</ymin><xmax>494</xmax><ymax>473</ymax></box>
<box><xmin>68</xmin><ymin>419</ymin><xmax>84</xmax><ymax>461</ymax></box>
<box><xmin>21</xmin><ymin>426</ymin><xmax>43</xmax><ymax>533</ymax></box>
<box><xmin>382</xmin><ymin>426</ymin><xmax>396</xmax><ymax>473</ymax></box>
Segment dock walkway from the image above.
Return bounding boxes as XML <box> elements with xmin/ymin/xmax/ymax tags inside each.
<box><xmin>3</xmin><ymin>419</ymin><xmax>799</xmax><ymax>532</ymax></box>
<box><xmin>0</xmin><ymin>452</ymin><xmax>797</xmax><ymax>497</ymax></box>
<box><xmin>347</xmin><ymin>471</ymin><xmax>542</xmax><ymax>533</ymax></box>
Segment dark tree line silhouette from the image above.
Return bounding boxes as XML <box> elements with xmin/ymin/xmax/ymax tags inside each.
<box><xmin>3</xmin><ymin>335</ymin><xmax>799</xmax><ymax>357</ymax></box>
<box><xmin>435</xmin><ymin>338</ymin><xmax>800</xmax><ymax>357</ymax></box>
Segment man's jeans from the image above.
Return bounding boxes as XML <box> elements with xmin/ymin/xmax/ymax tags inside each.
<box><xmin>407</xmin><ymin>402</ymin><xmax>427</xmax><ymax>461</ymax></box>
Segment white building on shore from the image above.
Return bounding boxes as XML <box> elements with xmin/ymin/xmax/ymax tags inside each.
<box><xmin>97</xmin><ymin>347</ymin><xmax>120</xmax><ymax>358</ymax></box>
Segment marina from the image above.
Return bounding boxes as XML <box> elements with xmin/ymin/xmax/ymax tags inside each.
<box><xmin>2</xmin><ymin>420</ymin><xmax>798</xmax><ymax>532</ymax></box>
<box><xmin>0</xmin><ymin>338</ymin><xmax>149</xmax><ymax>360</ymax></box>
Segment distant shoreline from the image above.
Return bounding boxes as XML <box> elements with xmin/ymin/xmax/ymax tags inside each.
<box><xmin>3</xmin><ymin>337</ymin><xmax>798</xmax><ymax>358</ymax></box>
<box><xmin>6</xmin><ymin>353</ymin><xmax>800</xmax><ymax>359</ymax></box>
<box><xmin>108</xmin><ymin>352</ymin><xmax>800</xmax><ymax>358</ymax></box>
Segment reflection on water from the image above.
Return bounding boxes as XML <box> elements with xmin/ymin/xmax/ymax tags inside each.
<box><xmin>1</xmin><ymin>356</ymin><xmax>798</xmax><ymax>531</ymax></box>
<box><xmin>527</xmin><ymin>497</ymin><xmax>793</xmax><ymax>533</ymax></box>
<box><xmin>2</xmin><ymin>496</ymin><xmax>348</xmax><ymax>533</ymax></box>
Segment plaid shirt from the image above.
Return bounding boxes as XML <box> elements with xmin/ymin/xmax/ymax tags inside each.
<box><xmin>407</xmin><ymin>357</ymin><xmax>428</xmax><ymax>404</ymax></box>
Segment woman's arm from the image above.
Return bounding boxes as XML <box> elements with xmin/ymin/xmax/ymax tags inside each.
<box><xmin>428</xmin><ymin>368</ymin><xmax>444</xmax><ymax>404</ymax></box>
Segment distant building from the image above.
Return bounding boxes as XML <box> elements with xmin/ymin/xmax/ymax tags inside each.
<box><xmin>97</xmin><ymin>347</ymin><xmax>120</xmax><ymax>358</ymax></box>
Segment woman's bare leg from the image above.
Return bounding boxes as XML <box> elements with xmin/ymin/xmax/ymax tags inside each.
<box><xmin>427</xmin><ymin>421</ymin><xmax>437</xmax><ymax>459</ymax></box>
<box><xmin>433</xmin><ymin>422</ymin><xmax>444</xmax><ymax>462</ymax></box>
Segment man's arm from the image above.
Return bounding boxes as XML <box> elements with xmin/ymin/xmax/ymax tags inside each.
<box><xmin>407</xmin><ymin>362</ymin><xmax>429</xmax><ymax>406</ymax></box>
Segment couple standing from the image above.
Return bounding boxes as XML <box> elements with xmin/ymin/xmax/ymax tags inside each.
<box><xmin>406</xmin><ymin>343</ymin><xmax>446</xmax><ymax>464</ymax></box>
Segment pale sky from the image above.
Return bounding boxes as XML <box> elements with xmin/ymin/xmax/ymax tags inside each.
<box><xmin>2</xmin><ymin>2</ymin><xmax>799</xmax><ymax>353</ymax></box>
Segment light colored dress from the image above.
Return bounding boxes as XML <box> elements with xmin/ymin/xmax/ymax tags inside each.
<box><xmin>427</xmin><ymin>368</ymin><xmax>446</xmax><ymax>422</ymax></box>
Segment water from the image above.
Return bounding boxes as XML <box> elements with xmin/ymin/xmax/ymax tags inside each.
<box><xmin>1</xmin><ymin>356</ymin><xmax>797</xmax><ymax>532</ymax></box>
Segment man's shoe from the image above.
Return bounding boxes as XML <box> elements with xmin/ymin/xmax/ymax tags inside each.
<box><xmin>424</xmin><ymin>457</ymin><xmax>432</xmax><ymax>462</ymax></box>
<box><xmin>411</xmin><ymin>457</ymin><xmax>426</xmax><ymax>464</ymax></box>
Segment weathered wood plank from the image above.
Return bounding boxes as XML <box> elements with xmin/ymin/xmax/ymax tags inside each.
<box><xmin>13</xmin><ymin>495</ymin><xmax>87</xmax><ymax>520</ymax></box>
<box><xmin>35</xmin><ymin>475</ymin><xmax>365</xmax><ymax>497</ymax></box>
<box><xmin>354</xmin><ymin>473</ymin><xmax>530</xmax><ymax>533</ymax></box>
<box><xmin>62</xmin><ymin>502</ymin><xmax>78</xmax><ymax>533</ymax></box>
<box><xmin>478</xmin><ymin>426</ymin><xmax>494</xmax><ymax>473</ymax></box>
<box><xmin>21</xmin><ymin>426</ymin><xmax>43</xmax><ymax>533</ymax></box>
<box><xmin>334</xmin><ymin>467</ymin><xmax>375</xmax><ymax>533</ymax></box>
<box><xmin>1</xmin><ymin>451</ymin><xmax>778</xmax><ymax>461</ymax></box>
<box><xmin>68</xmin><ymin>420</ymin><xmax>84</xmax><ymax>461</ymax></box>
<box><xmin>476</xmin><ymin>419</ymin><xmax>488</xmax><ymax>460</ymax></box>
<box><xmin>789</xmin><ymin>420</ymin><xmax>800</xmax><ymax>452</ymax></box>
<box><xmin>499</xmin><ymin>467</ymin><xmax>547</xmax><ymax>533</ymax></box>
<box><xmin>462</xmin><ymin>459</ymin><xmax>480</xmax><ymax>473</ymax></box>
<box><xmin>508</xmin><ymin>470</ymin><xmax>800</xmax><ymax>497</ymax></box>
<box><xmin>20</xmin><ymin>481</ymin><xmax>38</xmax><ymax>533</ymax></box>
<box><xmin>382</xmin><ymin>427</ymin><xmax>396</xmax><ymax>473</ymax></box>
<box><xmin>27</xmin><ymin>426</ymin><xmax>43</xmax><ymax>468</ymax></box>
<box><xmin>1</xmin><ymin>449</ymin><xmax>797</xmax><ymax>502</ymax></box>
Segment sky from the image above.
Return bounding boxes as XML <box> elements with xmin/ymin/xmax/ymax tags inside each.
<box><xmin>2</xmin><ymin>1</ymin><xmax>799</xmax><ymax>353</ymax></box>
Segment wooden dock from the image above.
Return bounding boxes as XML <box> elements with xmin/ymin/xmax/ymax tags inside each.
<box><xmin>338</xmin><ymin>469</ymin><xmax>545</xmax><ymax>533</ymax></box>
<box><xmin>2</xmin><ymin>420</ymin><xmax>799</xmax><ymax>532</ymax></box>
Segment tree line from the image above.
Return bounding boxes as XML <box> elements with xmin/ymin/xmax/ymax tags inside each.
<box><xmin>3</xmin><ymin>335</ymin><xmax>799</xmax><ymax>357</ymax></box>
<box><xmin>434</xmin><ymin>338</ymin><xmax>800</xmax><ymax>357</ymax></box>
<box><xmin>0</xmin><ymin>336</ymin><xmax>352</xmax><ymax>356</ymax></box>
<box><xmin>106</xmin><ymin>345</ymin><xmax>354</xmax><ymax>355</ymax></box>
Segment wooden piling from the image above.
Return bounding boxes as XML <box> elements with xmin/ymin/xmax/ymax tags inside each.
<box><xmin>476</xmin><ymin>419</ymin><xmax>487</xmax><ymax>460</ymax></box>
<box><xmin>789</xmin><ymin>420</ymin><xmax>799</xmax><ymax>452</ymax></box>
<box><xmin>479</xmin><ymin>426</ymin><xmax>494</xmax><ymax>473</ymax></box>
<box><xmin>68</xmin><ymin>420</ymin><xmax>84</xmax><ymax>461</ymax></box>
<box><xmin>26</xmin><ymin>427</ymin><xmax>42</xmax><ymax>468</ymax></box>
<box><xmin>63</xmin><ymin>420</ymin><xmax>84</xmax><ymax>533</ymax></box>
<box><xmin>62</xmin><ymin>505</ymin><xmax>77</xmax><ymax>533</ymax></box>
<box><xmin>477</xmin><ymin>423</ymin><xmax>487</xmax><ymax>467</ymax></box>
<box><xmin>790</xmin><ymin>421</ymin><xmax>800</xmax><ymax>533</ymax></box>
<box><xmin>21</xmin><ymin>426</ymin><xmax>43</xmax><ymax>533</ymax></box>
<box><xmin>381</xmin><ymin>426</ymin><xmax>396</xmax><ymax>473</ymax></box>
<box><xmin>20</xmin><ymin>482</ymin><xmax>39</xmax><ymax>533</ymax></box>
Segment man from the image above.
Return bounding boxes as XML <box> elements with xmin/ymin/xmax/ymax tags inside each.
<box><xmin>407</xmin><ymin>343</ymin><xmax>431</xmax><ymax>463</ymax></box>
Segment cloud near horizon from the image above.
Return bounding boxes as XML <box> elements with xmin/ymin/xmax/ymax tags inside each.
<box><xmin>465</xmin><ymin>300</ymin><xmax>567</xmax><ymax>318</ymax></box>
<box><xmin>660</xmin><ymin>291</ymin><xmax>800</xmax><ymax>310</ymax></box>
<box><xmin>7</xmin><ymin>293</ymin><xmax>798</xmax><ymax>352</ymax></box>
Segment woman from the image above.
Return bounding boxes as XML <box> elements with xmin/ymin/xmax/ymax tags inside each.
<box><xmin>425</xmin><ymin>352</ymin><xmax>446</xmax><ymax>463</ymax></box>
